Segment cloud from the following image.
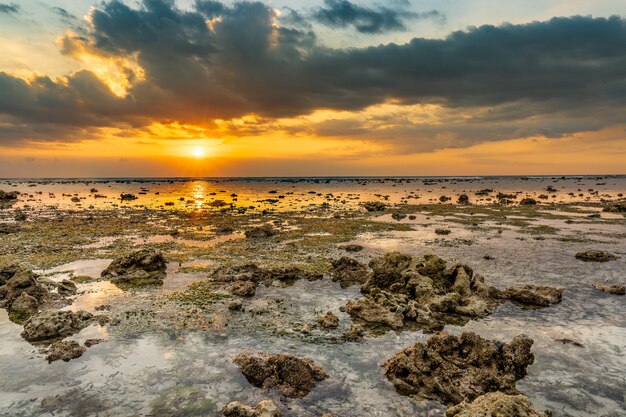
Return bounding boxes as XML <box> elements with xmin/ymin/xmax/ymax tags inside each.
<box><xmin>0</xmin><ymin>3</ymin><xmax>19</xmax><ymax>14</ymax></box>
<box><xmin>0</xmin><ymin>0</ymin><xmax>625</xmax><ymax>153</ymax></box>
<box><xmin>312</xmin><ymin>0</ymin><xmax>443</xmax><ymax>34</ymax></box>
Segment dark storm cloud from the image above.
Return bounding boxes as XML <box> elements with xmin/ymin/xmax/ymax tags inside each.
<box><xmin>0</xmin><ymin>3</ymin><xmax>19</xmax><ymax>14</ymax></box>
<box><xmin>312</xmin><ymin>0</ymin><xmax>442</xmax><ymax>34</ymax></box>
<box><xmin>1</xmin><ymin>0</ymin><xmax>626</xmax><ymax>151</ymax></box>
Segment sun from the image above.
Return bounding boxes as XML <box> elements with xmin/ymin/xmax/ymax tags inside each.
<box><xmin>191</xmin><ymin>146</ymin><xmax>206</xmax><ymax>158</ymax></box>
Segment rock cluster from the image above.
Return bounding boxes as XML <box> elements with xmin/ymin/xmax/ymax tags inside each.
<box><xmin>21</xmin><ymin>310</ymin><xmax>93</xmax><ymax>342</ymax></box>
<box><xmin>232</xmin><ymin>352</ymin><xmax>328</xmax><ymax>398</ymax></box>
<box><xmin>222</xmin><ymin>400</ymin><xmax>281</xmax><ymax>417</ymax></box>
<box><xmin>340</xmin><ymin>253</ymin><xmax>502</xmax><ymax>331</ymax></box>
<box><xmin>101</xmin><ymin>249</ymin><xmax>167</xmax><ymax>288</ymax></box>
<box><xmin>382</xmin><ymin>332</ymin><xmax>535</xmax><ymax>405</ymax></box>
<box><xmin>339</xmin><ymin>252</ymin><xmax>563</xmax><ymax>331</ymax></box>
<box><xmin>446</xmin><ymin>392</ymin><xmax>549</xmax><ymax>417</ymax></box>
<box><xmin>575</xmin><ymin>250</ymin><xmax>618</xmax><ymax>262</ymax></box>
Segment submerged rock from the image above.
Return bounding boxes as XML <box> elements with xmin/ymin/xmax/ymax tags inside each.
<box><xmin>46</xmin><ymin>340</ymin><xmax>86</xmax><ymax>363</ymax></box>
<box><xmin>575</xmin><ymin>250</ymin><xmax>618</xmax><ymax>262</ymax></box>
<box><xmin>446</xmin><ymin>392</ymin><xmax>549</xmax><ymax>417</ymax></box>
<box><xmin>382</xmin><ymin>332</ymin><xmax>534</xmax><ymax>406</ymax></box>
<box><xmin>222</xmin><ymin>400</ymin><xmax>281</xmax><ymax>417</ymax></box>
<box><xmin>245</xmin><ymin>224</ymin><xmax>278</xmax><ymax>238</ymax></box>
<box><xmin>232</xmin><ymin>352</ymin><xmax>329</xmax><ymax>398</ymax></box>
<box><xmin>21</xmin><ymin>310</ymin><xmax>93</xmax><ymax>343</ymax></box>
<box><xmin>503</xmin><ymin>285</ymin><xmax>563</xmax><ymax>307</ymax></box>
<box><xmin>316</xmin><ymin>311</ymin><xmax>339</xmax><ymax>329</ymax></box>
<box><xmin>331</xmin><ymin>257</ymin><xmax>368</xmax><ymax>288</ymax></box>
<box><xmin>342</xmin><ymin>253</ymin><xmax>502</xmax><ymax>331</ymax></box>
<box><xmin>101</xmin><ymin>249</ymin><xmax>167</xmax><ymax>288</ymax></box>
<box><xmin>592</xmin><ymin>283</ymin><xmax>625</xmax><ymax>295</ymax></box>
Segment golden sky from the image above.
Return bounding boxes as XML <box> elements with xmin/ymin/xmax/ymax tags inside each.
<box><xmin>1</xmin><ymin>0</ymin><xmax>625</xmax><ymax>177</ymax></box>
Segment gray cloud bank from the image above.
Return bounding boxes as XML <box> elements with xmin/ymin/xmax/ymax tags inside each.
<box><xmin>0</xmin><ymin>0</ymin><xmax>625</xmax><ymax>150</ymax></box>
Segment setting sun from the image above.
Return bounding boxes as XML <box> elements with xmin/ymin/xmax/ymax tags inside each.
<box><xmin>191</xmin><ymin>146</ymin><xmax>206</xmax><ymax>159</ymax></box>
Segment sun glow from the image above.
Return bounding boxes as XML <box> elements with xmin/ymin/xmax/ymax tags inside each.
<box><xmin>191</xmin><ymin>146</ymin><xmax>207</xmax><ymax>158</ymax></box>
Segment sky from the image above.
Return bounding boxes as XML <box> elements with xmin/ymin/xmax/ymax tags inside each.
<box><xmin>1</xmin><ymin>0</ymin><xmax>626</xmax><ymax>177</ymax></box>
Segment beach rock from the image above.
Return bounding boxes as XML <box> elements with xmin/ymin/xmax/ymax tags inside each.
<box><xmin>519</xmin><ymin>198</ymin><xmax>537</xmax><ymax>206</ymax></box>
<box><xmin>391</xmin><ymin>212</ymin><xmax>407</xmax><ymax>221</ymax></box>
<box><xmin>316</xmin><ymin>311</ymin><xmax>339</xmax><ymax>329</ymax></box>
<box><xmin>341</xmin><ymin>324</ymin><xmax>364</xmax><ymax>342</ymax></box>
<box><xmin>231</xmin><ymin>280</ymin><xmax>257</xmax><ymax>297</ymax></box>
<box><xmin>209</xmin><ymin>264</ymin><xmax>321</xmax><ymax>288</ymax></box>
<box><xmin>592</xmin><ymin>283</ymin><xmax>625</xmax><ymax>295</ymax></box>
<box><xmin>435</xmin><ymin>228</ymin><xmax>451</xmax><ymax>235</ymax></box>
<box><xmin>0</xmin><ymin>269</ymin><xmax>49</xmax><ymax>315</ymax></box>
<box><xmin>382</xmin><ymin>332</ymin><xmax>534</xmax><ymax>405</ymax></box>
<box><xmin>57</xmin><ymin>279</ymin><xmax>78</xmax><ymax>296</ymax></box>
<box><xmin>603</xmin><ymin>201</ymin><xmax>626</xmax><ymax>213</ymax></box>
<box><xmin>222</xmin><ymin>400</ymin><xmax>281</xmax><ymax>417</ymax></box>
<box><xmin>101</xmin><ymin>249</ymin><xmax>167</xmax><ymax>288</ymax></box>
<box><xmin>341</xmin><ymin>295</ymin><xmax>405</xmax><ymax>329</ymax></box>
<box><xmin>575</xmin><ymin>250</ymin><xmax>618</xmax><ymax>262</ymax></box>
<box><xmin>343</xmin><ymin>253</ymin><xmax>501</xmax><ymax>331</ymax></box>
<box><xmin>228</xmin><ymin>300</ymin><xmax>243</xmax><ymax>311</ymax></box>
<box><xmin>0</xmin><ymin>264</ymin><xmax>23</xmax><ymax>285</ymax></box>
<box><xmin>446</xmin><ymin>392</ymin><xmax>549</xmax><ymax>417</ymax></box>
<box><xmin>21</xmin><ymin>310</ymin><xmax>93</xmax><ymax>343</ymax></box>
<box><xmin>362</xmin><ymin>201</ymin><xmax>386</xmax><ymax>212</ymax></box>
<box><xmin>9</xmin><ymin>292</ymin><xmax>40</xmax><ymax>317</ymax></box>
<box><xmin>245</xmin><ymin>224</ymin><xmax>278</xmax><ymax>238</ymax></box>
<box><xmin>84</xmin><ymin>338</ymin><xmax>104</xmax><ymax>347</ymax></box>
<box><xmin>0</xmin><ymin>190</ymin><xmax>19</xmax><ymax>200</ymax></box>
<box><xmin>120</xmin><ymin>193</ymin><xmax>137</xmax><ymax>201</ymax></box>
<box><xmin>46</xmin><ymin>340</ymin><xmax>86</xmax><ymax>363</ymax></box>
<box><xmin>341</xmin><ymin>244</ymin><xmax>363</xmax><ymax>252</ymax></box>
<box><xmin>232</xmin><ymin>352</ymin><xmax>329</xmax><ymax>398</ymax></box>
<box><xmin>503</xmin><ymin>285</ymin><xmax>563</xmax><ymax>307</ymax></box>
<box><xmin>331</xmin><ymin>257</ymin><xmax>368</xmax><ymax>288</ymax></box>
<box><xmin>457</xmin><ymin>194</ymin><xmax>470</xmax><ymax>205</ymax></box>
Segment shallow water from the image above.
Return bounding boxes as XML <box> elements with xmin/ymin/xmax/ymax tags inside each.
<box><xmin>0</xmin><ymin>177</ymin><xmax>625</xmax><ymax>416</ymax></box>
